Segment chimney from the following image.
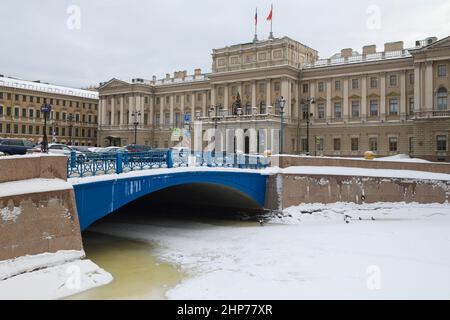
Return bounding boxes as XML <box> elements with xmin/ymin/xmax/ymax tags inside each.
<box><xmin>363</xmin><ymin>45</ymin><xmax>376</xmax><ymax>55</ymax></box>
<box><xmin>166</xmin><ymin>73</ymin><xmax>171</xmax><ymax>80</ymax></box>
<box><xmin>194</xmin><ymin>68</ymin><xmax>202</xmax><ymax>76</ymax></box>
<box><xmin>152</xmin><ymin>75</ymin><xmax>156</xmax><ymax>82</ymax></box>
<box><xmin>384</xmin><ymin>41</ymin><xmax>404</xmax><ymax>52</ymax></box>
<box><xmin>341</xmin><ymin>48</ymin><xmax>353</xmax><ymax>58</ymax></box>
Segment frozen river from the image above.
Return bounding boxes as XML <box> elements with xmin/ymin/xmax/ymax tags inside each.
<box><xmin>70</xmin><ymin>202</ymin><xmax>450</xmax><ymax>300</ymax></box>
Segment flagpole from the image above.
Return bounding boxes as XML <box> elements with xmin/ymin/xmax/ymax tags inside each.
<box><xmin>269</xmin><ymin>4</ymin><xmax>274</xmax><ymax>39</ymax></box>
<box><xmin>253</xmin><ymin>7</ymin><xmax>258</xmax><ymax>42</ymax></box>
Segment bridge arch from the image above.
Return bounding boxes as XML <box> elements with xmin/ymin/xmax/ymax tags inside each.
<box><xmin>72</xmin><ymin>170</ymin><xmax>268</xmax><ymax>231</ymax></box>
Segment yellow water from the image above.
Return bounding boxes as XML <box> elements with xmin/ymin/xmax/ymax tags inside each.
<box><xmin>66</xmin><ymin>231</ymin><xmax>185</xmax><ymax>300</ymax></box>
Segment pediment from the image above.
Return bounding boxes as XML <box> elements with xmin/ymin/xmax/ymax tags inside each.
<box><xmin>411</xmin><ymin>36</ymin><xmax>450</xmax><ymax>53</ymax></box>
<box><xmin>99</xmin><ymin>78</ymin><xmax>130</xmax><ymax>90</ymax></box>
<box><xmin>367</xmin><ymin>92</ymin><xmax>380</xmax><ymax>98</ymax></box>
<box><xmin>386</xmin><ymin>91</ymin><xmax>400</xmax><ymax>97</ymax></box>
<box><xmin>349</xmin><ymin>94</ymin><xmax>361</xmax><ymax>99</ymax></box>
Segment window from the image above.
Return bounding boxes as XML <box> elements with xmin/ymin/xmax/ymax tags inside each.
<box><xmin>14</xmin><ymin>124</ymin><xmax>18</xmax><ymax>134</ymax></box>
<box><xmin>334</xmin><ymin>103</ymin><xmax>342</xmax><ymax>118</ymax></box>
<box><xmin>62</xmin><ymin>127</ymin><xmax>66</xmax><ymax>136</ymax></box>
<box><xmin>351</xmin><ymin>101</ymin><xmax>360</xmax><ymax>118</ymax></box>
<box><xmin>0</xmin><ymin>106</ymin><xmax>3</xmax><ymax>117</ymax></box>
<box><xmin>316</xmin><ymin>137</ymin><xmax>324</xmax><ymax>152</ymax></box>
<box><xmin>389</xmin><ymin>75</ymin><xmax>397</xmax><ymax>86</ymax></box>
<box><xmin>389</xmin><ymin>137</ymin><xmax>398</xmax><ymax>152</ymax></box>
<box><xmin>370</xmin><ymin>77</ymin><xmax>378</xmax><ymax>88</ymax></box>
<box><xmin>318</xmin><ymin>82</ymin><xmax>324</xmax><ymax>92</ymax></box>
<box><xmin>258</xmin><ymin>52</ymin><xmax>267</xmax><ymax>61</ymax></box>
<box><xmin>302</xmin><ymin>84</ymin><xmax>309</xmax><ymax>93</ymax></box>
<box><xmin>156</xmin><ymin>97</ymin><xmax>160</xmax><ymax>104</ymax></box>
<box><xmin>317</xmin><ymin>104</ymin><xmax>325</xmax><ymax>119</ymax></box>
<box><xmin>438</xmin><ymin>65</ymin><xmax>447</xmax><ymax>77</ymax></box>
<box><xmin>21</xmin><ymin>125</ymin><xmax>26</xmax><ymax>134</ymax></box>
<box><xmin>176</xmin><ymin>95</ymin><xmax>180</xmax><ymax>103</ymax></box>
<box><xmin>35</xmin><ymin>126</ymin><xmax>40</xmax><ymax>135</ymax></box>
<box><xmin>6</xmin><ymin>124</ymin><xmax>10</xmax><ymax>133</ymax></box>
<box><xmin>230</xmin><ymin>56</ymin><xmax>240</xmax><ymax>65</ymax></box>
<box><xmin>164</xmin><ymin>112</ymin><xmax>170</xmax><ymax>125</ymax></box>
<box><xmin>154</xmin><ymin>113</ymin><xmax>160</xmax><ymax>125</ymax></box>
<box><xmin>351</xmin><ymin>79</ymin><xmax>359</xmax><ymax>89</ymax></box>
<box><xmin>437</xmin><ymin>135</ymin><xmax>447</xmax><ymax>151</ymax></box>
<box><xmin>302</xmin><ymin>106</ymin><xmax>309</xmax><ymax>119</ymax></box>
<box><xmin>335</xmin><ymin>80</ymin><xmax>341</xmax><ymax>91</ymax></box>
<box><xmin>409</xmin><ymin>137</ymin><xmax>415</xmax><ymax>154</ymax></box>
<box><xmin>301</xmin><ymin>139</ymin><xmax>308</xmax><ymax>152</ymax></box>
<box><xmin>14</xmin><ymin>108</ymin><xmax>19</xmax><ymax>118</ymax></box>
<box><xmin>369</xmin><ymin>137</ymin><xmax>378</xmax><ymax>152</ymax></box>
<box><xmin>409</xmin><ymin>72</ymin><xmax>414</xmax><ymax>85</ymax></box>
<box><xmin>166</xmin><ymin>96</ymin><xmax>170</xmax><ymax>104</ymax></box>
<box><xmin>389</xmin><ymin>98</ymin><xmax>398</xmax><ymax>115</ymax></box>
<box><xmin>409</xmin><ymin>97</ymin><xmax>415</xmax><ymax>114</ymax></box>
<box><xmin>351</xmin><ymin>137</ymin><xmax>359</xmax><ymax>152</ymax></box>
<box><xmin>333</xmin><ymin>138</ymin><xmax>341</xmax><ymax>151</ymax></box>
<box><xmin>29</xmin><ymin>109</ymin><xmax>34</xmax><ymax>119</ymax></box>
<box><xmin>437</xmin><ymin>87</ymin><xmax>448</xmax><ymax>110</ymax></box>
<box><xmin>369</xmin><ymin>100</ymin><xmax>378</xmax><ymax>116</ymax></box>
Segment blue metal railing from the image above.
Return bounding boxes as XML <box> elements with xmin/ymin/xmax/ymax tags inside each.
<box><xmin>67</xmin><ymin>150</ymin><xmax>269</xmax><ymax>178</ymax></box>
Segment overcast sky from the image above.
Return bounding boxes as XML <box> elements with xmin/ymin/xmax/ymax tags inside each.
<box><xmin>1</xmin><ymin>0</ymin><xmax>449</xmax><ymax>88</ymax></box>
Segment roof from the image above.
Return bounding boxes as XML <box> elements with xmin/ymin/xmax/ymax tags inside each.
<box><xmin>0</xmin><ymin>76</ymin><xmax>99</xmax><ymax>100</ymax></box>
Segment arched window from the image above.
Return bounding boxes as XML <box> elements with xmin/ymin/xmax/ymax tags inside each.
<box><xmin>437</xmin><ymin>87</ymin><xmax>448</xmax><ymax>110</ymax></box>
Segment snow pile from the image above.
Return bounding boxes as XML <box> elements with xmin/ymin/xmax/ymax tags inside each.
<box><xmin>0</xmin><ymin>206</ymin><xmax>22</xmax><ymax>223</ymax></box>
<box><xmin>374</xmin><ymin>154</ymin><xmax>430</xmax><ymax>163</ymax></box>
<box><xmin>0</xmin><ymin>251</ymin><xmax>113</xmax><ymax>300</ymax></box>
<box><xmin>90</xmin><ymin>202</ymin><xmax>450</xmax><ymax>299</ymax></box>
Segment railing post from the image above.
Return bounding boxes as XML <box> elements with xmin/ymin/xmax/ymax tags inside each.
<box><xmin>167</xmin><ymin>149</ymin><xmax>173</xmax><ymax>168</ymax></box>
<box><xmin>116</xmin><ymin>152</ymin><xmax>123</xmax><ymax>174</ymax></box>
<box><xmin>70</xmin><ymin>150</ymin><xmax>77</xmax><ymax>168</ymax></box>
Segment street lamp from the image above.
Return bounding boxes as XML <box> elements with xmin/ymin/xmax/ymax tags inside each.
<box><xmin>67</xmin><ymin>113</ymin><xmax>74</xmax><ymax>146</ymax></box>
<box><xmin>41</xmin><ymin>103</ymin><xmax>52</xmax><ymax>153</ymax></box>
<box><xmin>209</xmin><ymin>104</ymin><xmax>223</xmax><ymax>153</ymax></box>
<box><xmin>301</xmin><ymin>98</ymin><xmax>315</xmax><ymax>155</ymax></box>
<box><xmin>131</xmin><ymin>111</ymin><xmax>141</xmax><ymax>145</ymax></box>
<box><xmin>277</xmin><ymin>96</ymin><xmax>286</xmax><ymax>154</ymax></box>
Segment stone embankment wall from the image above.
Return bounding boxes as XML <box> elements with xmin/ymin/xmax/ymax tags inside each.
<box><xmin>0</xmin><ymin>155</ymin><xmax>82</xmax><ymax>261</ymax></box>
<box><xmin>266</xmin><ymin>174</ymin><xmax>450</xmax><ymax>211</ymax></box>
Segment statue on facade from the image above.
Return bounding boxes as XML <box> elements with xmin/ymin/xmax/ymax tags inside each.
<box><xmin>232</xmin><ymin>92</ymin><xmax>242</xmax><ymax>115</ymax></box>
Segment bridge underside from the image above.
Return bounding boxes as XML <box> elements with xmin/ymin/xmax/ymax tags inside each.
<box><xmin>72</xmin><ymin>171</ymin><xmax>268</xmax><ymax>231</ymax></box>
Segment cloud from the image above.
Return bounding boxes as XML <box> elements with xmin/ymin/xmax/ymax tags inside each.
<box><xmin>0</xmin><ymin>0</ymin><xmax>448</xmax><ymax>88</ymax></box>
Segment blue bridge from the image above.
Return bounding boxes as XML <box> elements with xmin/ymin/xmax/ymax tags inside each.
<box><xmin>68</xmin><ymin>150</ymin><xmax>270</xmax><ymax>231</ymax></box>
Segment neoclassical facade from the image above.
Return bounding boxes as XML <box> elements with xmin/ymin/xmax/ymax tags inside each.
<box><xmin>0</xmin><ymin>76</ymin><xmax>99</xmax><ymax>146</ymax></box>
<box><xmin>98</xmin><ymin>35</ymin><xmax>450</xmax><ymax>161</ymax></box>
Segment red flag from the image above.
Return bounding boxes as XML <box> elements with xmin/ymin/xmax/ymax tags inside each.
<box><xmin>267</xmin><ymin>6</ymin><xmax>273</xmax><ymax>21</ymax></box>
<box><xmin>255</xmin><ymin>8</ymin><xmax>258</xmax><ymax>25</ymax></box>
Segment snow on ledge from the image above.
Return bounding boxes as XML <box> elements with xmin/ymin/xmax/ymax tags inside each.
<box><xmin>0</xmin><ymin>250</ymin><xmax>113</xmax><ymax>300</ymax></box>
<box><xmin>263</xmin><ymin>166</ymin><xmax>450</xmax><ymax>181</ymax></box>
<box><xmin>0</xmin><ymin>178</ymin><xmax>73</xmax><ymax>198</ymax></box>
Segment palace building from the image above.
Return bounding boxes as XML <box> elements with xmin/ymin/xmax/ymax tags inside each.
<box><xmin>0</xmin><ymin>76</ymin><xmax>99</xmax><ymax>146</ymax></box>
<box><xmin>98</xmin><ymin>34</ymin><xmax>450</xmax><ymax>161</ymax></box>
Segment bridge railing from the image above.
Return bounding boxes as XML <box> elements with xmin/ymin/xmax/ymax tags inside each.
<box><xmin>67</xmin><ymin>150</ymin><xmax>269</xmax><ymax>178</ymax></box>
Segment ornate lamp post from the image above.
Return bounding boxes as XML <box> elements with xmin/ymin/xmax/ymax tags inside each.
<box><xmin>302</xmin><ymin>98</ymin><xmax>315</xmax><ymax>155</ymax></box>
<box><xmin>131</xmin><ymin>111</ymin><xmax>141</xmax><ymax>145</ymax></box>
<box><xmin>41</xmin><ymin>103</ymin><xmax>52</xmax><ymax>153</ymax></box>
<box><xmin>67</xmin><ymin>113</ymin><xmax>74</xmax><ymax>146</ymax></box>
<box><xmin>277</xmin><ymin>96</ymin><xmax>286</xmax><ymax>154</ymax></box>
<box><xmin>209</xmin><ymin>104</ymin><xmax>223</xmax><ymax>153</ymax></box>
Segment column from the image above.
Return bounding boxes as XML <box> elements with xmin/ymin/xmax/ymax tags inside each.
<box><xmin>159</xmin><ymin>96</ymin><xmax>164</xmax><ymax>127</ymax></box>
<box><xmin>169</xmin><ymin>95</ymin><xmax>174</xmax><ymax>126</ymax></box>
<box><xmin>128</xmin><ymin>95</ymin><xmax>133</xmax><ymax>124</ymax></box>
<box><xmin>425</xmin><ymin>61</ymin><xmax>433</xmax><ymax>111</ymax></box>
<box><xmin>180</xmin><ymin>94</ymin><xmax>185</xmax><ymax>123</ymax></box>
<box><xmin>414</xmin><ymin>63</ymin><xmax>421</xmax><ymax>112</ymax></box>
<box><xmin>361</xmin><ymin>75</ymin><xmax>367</xmax><ymax>120</ymax></box>
<box><xmin>119</xmin><ymin>95</ymin><xmax>124</xmax><ymax>125</ymax></box>
<box><xmin>101</xmin><ymin>98</ymin><xmax>107</xmax><ymax>126</ymax></box>
<box><xmin>281</xmin><ymin>78</ymin><xmax>289</xmax><ymax>114</ymax></box>
<box><xmin>266</xmin><ymin>80</ymin><xmax>272</xmax><ymax>108</ymax></box>
<box><xmin>400</xmin><ymin>71</ymin><xmax>406</xmax><ymax>119</ymax></box>
<box><xmin>140</xmin><ymin>95</ymin><xmax>145</xmax><ymax>124</ymax></box>
<box><xmin>211</xmin><ymin>85</ymin><xmax>216</xmax><ymax>108</ymax></box>
<box><xmin>191</xmin><ymin>91</ymin><xmax>195</xmax><ymax>118</ymax></box>
<box><xmin>224</xmin><ymin>84</ymin><xmax>229</xmax><ymax>115</ymax></box>
<box><xmin>203</xmin><ymin>91</ymin><xmax>208</xmax><ymax>117</ymax></box>
<box><xmin>149</xmin><ymin>96</ymin><xmax>154</xmax><ymax>125</ymax></box>
<box><xmin>326</xmin><ymin>80</ymin><xmax>332</xmax><ymax>122</ymax></box>
<box><xmin>343</xmin><ymin>78</ymin><xmax>349</xmax><ymax>120</ymax></box>
<box><xmin>111</xmin><ymin>96</ymin><xmax>115</xmax><ymax>126</ymax></box>
<box><xmin>380</xmin><ymin>73</ymin><xmax>386</xmax><ymax>120</ymax></box>
<box><xmin>251</xmin><ymin>81</ymin><xmax>257</xmax><ymax>114</ymax></box>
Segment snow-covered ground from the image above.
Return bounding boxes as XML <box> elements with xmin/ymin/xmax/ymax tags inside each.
<box><xmin>89</xmin><ymin>202</ymin><xmax>450</xmax><ymax>300</ymax></box>
<box><xmin>0</xmin><ymin>251</ymin><xmax>112</xmax><ymax>300</ymax></box>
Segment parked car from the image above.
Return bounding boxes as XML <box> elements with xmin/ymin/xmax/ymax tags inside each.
<box><xmin>124</xmin><ymin>144</ymin><xmax>153</xmax><ymax>153</ymax></box>
<box><xmin>47</xmin><ymin>144</ymin><xmax>85</xmax><ymax>158</ymax></box>
<box><xmin>0</xmin><ymin>139</ymin><xmax>35</xmax><ymax>155</ymax></box>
